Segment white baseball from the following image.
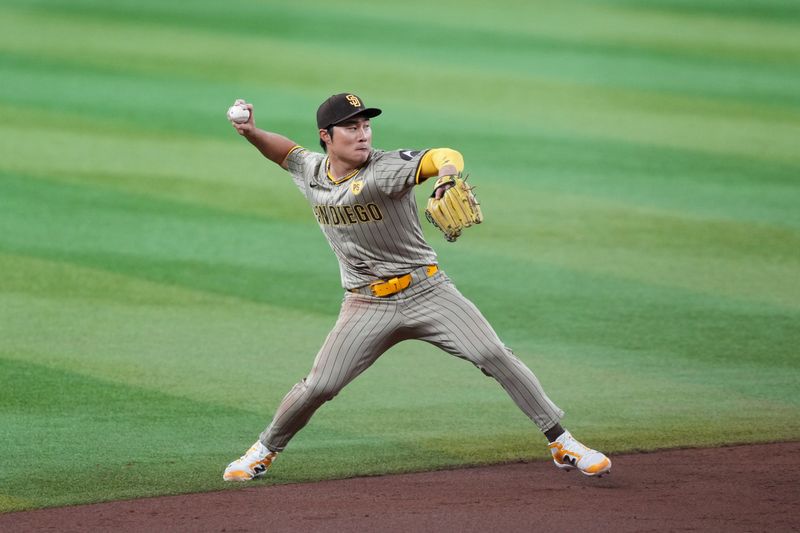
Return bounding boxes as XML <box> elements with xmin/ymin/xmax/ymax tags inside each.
<box><xmin>227</xmin><ymin>104</ymin><xmax>251</xmax><ymax>124</ymax></box>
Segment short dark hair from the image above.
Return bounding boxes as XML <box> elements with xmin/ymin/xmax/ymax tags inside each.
<box><xmin>319</xmin><ymin>126</ymin><xmax>334</xmax><ymax>152</ymax></box>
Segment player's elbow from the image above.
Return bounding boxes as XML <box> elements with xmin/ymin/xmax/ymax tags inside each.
<box><xmin>431</xmin><ymin>148</ymin><xmax>464</xmax><ymax>173</ymax></box>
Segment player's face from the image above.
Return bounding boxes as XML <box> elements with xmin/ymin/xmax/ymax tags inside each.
<box><xmin>327</xmin><ymin>116</ymin><xmax>372</xmax><ymax>166</ymax></box>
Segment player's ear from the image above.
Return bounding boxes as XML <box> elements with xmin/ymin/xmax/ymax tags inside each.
<box><xmin>319</xmin><ymin>128</ymin><xmax>331</xmax><ymax>145</ymax></box>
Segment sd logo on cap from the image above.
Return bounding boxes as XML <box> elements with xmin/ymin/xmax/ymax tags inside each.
<box><xmin>317</xmin><ymin>93</ymin><xmax>382</xmax><ymax>129</ymax></box>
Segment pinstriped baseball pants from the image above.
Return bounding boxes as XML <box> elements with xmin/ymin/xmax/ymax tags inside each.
<box><xmin>260</xmin><ymin>271</ymin><xmax>564</xmax><ymax>452</ymax></box>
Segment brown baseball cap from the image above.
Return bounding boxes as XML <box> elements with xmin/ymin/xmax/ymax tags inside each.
<box><xmin>316</xmin><ymin>93</ymin><xmax>382</xmax><ymax>129</ymax></box>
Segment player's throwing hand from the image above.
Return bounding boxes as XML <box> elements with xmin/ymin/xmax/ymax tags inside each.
<box><xmin>228</xmin><ymin>99</ymin><xmax>255</xmax><ymax>136</ymax></box>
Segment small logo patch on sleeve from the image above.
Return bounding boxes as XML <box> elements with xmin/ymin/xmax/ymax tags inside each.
<box><xmin>399</xmin><ymin>150</ymin><xmax>421</xmax><ymax>161</ymax></box>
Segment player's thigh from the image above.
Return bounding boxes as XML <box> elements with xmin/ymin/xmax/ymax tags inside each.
<box><xmin>307</xmin><ymin>294</ymin><xmax>402</xmax><ymax>393</ymax></box>
<box><xmin>412</xmin><ymin>282</ymin><xmax>506</xmax><ymax>361</ymax></box>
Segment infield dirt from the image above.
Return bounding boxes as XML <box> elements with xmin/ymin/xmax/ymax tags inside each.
<box><xmin>2</xmin><ymin>441</ymin><xmax>798</xmax><ymax>532</ymax></box>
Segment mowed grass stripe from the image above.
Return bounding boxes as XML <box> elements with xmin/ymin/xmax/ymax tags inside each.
<box><xmin>461</xmin><ymin>130</ymin><xmax>800</xmax><ymax>228</ymax></box>
<box><xmin>3</xmin><ymin>169</ymin><xmax>797</xmax><ymax>317</ymax></box>
<box><xmin>0</xmin><ymin>357</ymin><xmax>271</xmax><ymax>511</ymax></box>
<box><xmin>1</xmin><ymin>0</ymin><xmax>794</xmax><ymax>102</ymax></box>
<box><xmin>4</xmin><ymin>1</ymin><xmax>798</xmax><ymax>87</ymax></box>
<box><xmin>3</xmin><ymin>165</ymin><xmax>797</xmax><ymax>329</ymax></box>
<box><xmin>3</xmin><ymin>320</ymin><xmax>796</xmax><ymax>513</ymax></box>
<box><xmin>3</xmin><ymin>330</ymin><xmax>797</xmax><ymax>513</ymax></box>
<box><xmin>7</xmin><ymin>0</ymin><xmax>800</xmax><ymax>64</ymax></box>
<box><xmin>438</xmin><ymin>250</ymin><xmax>800</xmax><ymax>368</ymax></box>
<box><xmin>0</xmin><ymin>250</ymin><xmax>337</xmax><ymax>407</ymax></box>
<box><xmin>599</xmin><ymin>0</ymin><xmax>800</xmax><ymax>23</ymax></box>
<box><xmin>3</xmin><ymin>113</ymin><xmax>797</xmax><ymax>229</ymax></box>
<box><xmin>1</xmin><ymin>3</ymin><xmax>798</xmax><ymax>164</ymax></box>
<box><xmin>448</xmin><ymin>189</ymin><xmax>800</xmax><ymax>309</ymax></box>
<box><xmin>3</xmin><ymin>12</ymin><xmax>797</xmax><ymax>128</ymax></box>
<box><xmin>0</xmin><ymin>175</ymin><xmax>342</xmax><ymax>315</ymax></box>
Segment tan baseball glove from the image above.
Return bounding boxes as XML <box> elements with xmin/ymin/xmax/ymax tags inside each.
<box><xmin>425</xmin><ymin>174</ymin><xmax>483</xmax><ymax>242</ymax></box>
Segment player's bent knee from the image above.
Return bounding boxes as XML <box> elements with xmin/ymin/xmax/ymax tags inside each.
<box><xmin>304</xmin><ymin>381</ymin><xmax>344</xmax><ymax>405</ymax></box>
<box><xmin>470</xmin><ymin>346</ymin><xmax>515</xmax><ymax>376</ymax></box>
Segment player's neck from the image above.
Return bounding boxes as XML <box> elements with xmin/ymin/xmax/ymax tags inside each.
<box><xmin>327</xmin><ymin>155</ymin><xmax>363</xmax><ymax>181</ymax></box>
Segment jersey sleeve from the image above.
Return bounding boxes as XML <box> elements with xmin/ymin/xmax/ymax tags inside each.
<box><xmin>285</xmin><ymin>146</ymin><xmax>325</xmax><ymax>198</ymax></box>
<box><xmin>372</xmin><ymin>149</ymin><xmax>430</xmax><ymax>198</ymax></box>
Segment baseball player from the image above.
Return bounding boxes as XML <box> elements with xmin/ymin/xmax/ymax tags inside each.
<box><xmin>223</xmin><ymin>93</ymin><xmax>611</xmax><ymax>481</ymax></box>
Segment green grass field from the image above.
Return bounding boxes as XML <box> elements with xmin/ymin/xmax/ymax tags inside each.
<box><xmin>1</xmin><ymin>0</ymin><xmax>799</xmax><ymax>513</ymax></box>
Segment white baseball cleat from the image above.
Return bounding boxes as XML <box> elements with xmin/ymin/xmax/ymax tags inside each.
<box><xmin>548</xmin><ymin>430</ymin><xmax>611</xmax><ymax>477</ymax></box>
<box><xmin>223</xmin><ymin>441</ymin><xmax>278</xmax><ymax>481</ymax></box>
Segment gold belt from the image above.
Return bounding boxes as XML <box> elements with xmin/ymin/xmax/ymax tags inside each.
<box><xmin>349</xmin><ymin>265</ymin><xmax>438</xmax><ymax>297</ymax></box>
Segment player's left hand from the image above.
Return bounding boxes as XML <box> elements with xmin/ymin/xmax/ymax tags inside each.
<box><xmin>425</xmin><ymin>174</ymin><xmax>483</xmax><ymax>242</ymax></box>
<box><xmin>433</xmin><ymin>181</ymin><xmax>453</xmax><ymax>199</ymax></box>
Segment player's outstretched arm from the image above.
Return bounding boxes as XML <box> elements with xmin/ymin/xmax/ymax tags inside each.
<box><xmin>228</xmin><ymin>99</ymin><xmax>297</xmax><ymax>169</ymax></box>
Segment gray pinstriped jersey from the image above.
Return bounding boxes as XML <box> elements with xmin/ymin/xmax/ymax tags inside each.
<box><xmin>286</xmin><ymin>147</ymin><xmax>438</xmax><ymax>289</ymax></box>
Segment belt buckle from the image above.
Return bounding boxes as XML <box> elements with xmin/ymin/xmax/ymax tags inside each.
<box><xmin>370</xmin><ymin>277</ymin><xmax>401</xmax><ymax>297</ymax></box>
<box><xmin>368</xmin><ymin>268</ymin><xmax>431</xmax><ymax>298</ymax></box>
<box><xmin>372</xmin><ymin>275</ymin><xmax>414</xmax><ymax>297</ymax></box>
